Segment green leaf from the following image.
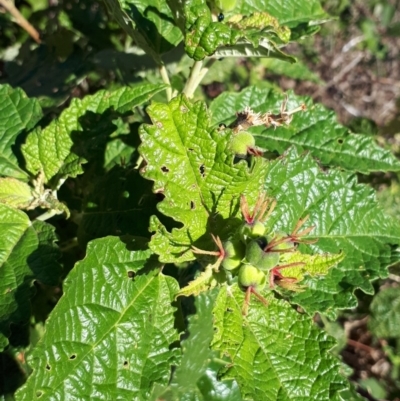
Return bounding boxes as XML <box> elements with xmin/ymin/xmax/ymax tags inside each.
<box><xmin>22</xmin><ymin>83</ymin><xmax>167</xmax><ymax>183</ymax></box>
<box><xmin>264</xmin><ymin>148</ymin><xmax>400</xmax><ymax>317</ymax></box>
<box><xmin>78</xmin><ymin>167</ymin><xmax>158</xmax><ymax>247</ymax></box>
<box><xmin>210</xmin><ymin>86</ymin><xmax>400</xmax><ymax>173</ymax></box>
<box><xmin>279</xmin><ymin>251</ymin><xmax>345</xmax><ymax>282</ymax></box>
<box><xmin>0</xmin><ymin>84</ymin><xmax>42</xmax><ymax>179</ymax></box>
<box><xmin>368</xmin><ymin>287</ymin><xmax>400</xmax><ymax>338</ymax></box>
<box><xmin>261</xmin><ymin>58</ymin><xmax>323</xmax><ymax>83</ymax></box>
<box><xmin>139</xmin><ymin>95</ymin><xmax>267</xmax><ymax>263</ymax></box>
<box><xmin>176</xmin><ymin>264</ymin><xmax>220</xmax><ymax>298</ymax></box>
<box><xmin>103</xmin><ymin>0</ymin><xmax>183</xmax><ymax>60</ymax></box>
<box><xmin>185</xmin><ymin>0</ymin><xmax>293</xmax><ymax>61</ymax></box>
<box><xmin>0</xmin><ymin>178</ymin><xmax>34</xmax><ymax>209</ymax></box>
<box><xmin>211</xmin><ymin>284</ymin><xmax>348</xmax><ymax>401</ymax></box>
<box><xmin>0</xmin><ymin>206</ymin><xmax>61</xmax><ymax>350</ymax></box>
<box><xmin>239</xmin><ymin>0</ymin><xmax>330</xmax><ymax>28</ymax></box>
<box><xmin>152</xmin><ymin>290</ymin><xmax>243</xmax><ymax>401</ymax></box>
<box><xmin>15</xmin><ymin>237</ymin><xmax>180</xmax><ymax>401</ymax></box>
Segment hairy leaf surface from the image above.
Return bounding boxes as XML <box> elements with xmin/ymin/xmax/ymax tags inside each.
<box><xmin>22</xmin><ymin>83</ymin><xmax>167</xmax><ymax>183</ymax></box>
<box><xmin>264</xmin><ymin>149</ymin><xmax>400</xmax><ymax>317</ymax></box>
<box><xmin>185</xmin><ymin>0</ymin><xmax>293</xmax><ymax>61</ymax></box>
<box><xmin>104</xmin><ymin>0</ymin><xmax>183</xmax><ymax>59</ymax></box>
<box><xmin>210</xmin><ymin>86</ymin><xmax>400</xmax><ymax>173</ymax></box>
<box><xmin>16</xmin><ymin>237</ymin><xmax>180</xmax><ymax>401</ymax></box>
<box><xmin>139</xmin><ymin>95</ymin><xmax>266</xmax><ymax>263</ymax></box>
<box><xmin>151</xmin><ymin>290</ymin><xmax>243</xmax><ymax>400</ymax></box>
<box><xmin>211</xmin><ymin>284</ymin><xmax>348</xmax><ymax>401</ymax></box>
<box><xmin>0</xmin><ymin>178</ymin><xmax>34</xmax><ymax>209</ymax></box>
<box><xmin>239</xmin><ymin>0</ymin><xmax>329</xmax><ymax>28</ymax></box>
<box><xmin>0</xmin><ymin>206</ymin><xmax>60</xmax><ymax>350</ymax></box>
<box><xmin>0</xmin><ymin>84</ymin><xmax>42</xmax><ymax>179</ymax></box>
<box><xmin>368</xmin><ymin>287</ymin><xmax>400</xmax><ymax>338</ymax></box>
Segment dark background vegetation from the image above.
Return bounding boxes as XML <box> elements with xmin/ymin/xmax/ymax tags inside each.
<box><xmin>0</xmin><ymin>0</ymin><xmax>399</xmax><ymax>399</ymax></box>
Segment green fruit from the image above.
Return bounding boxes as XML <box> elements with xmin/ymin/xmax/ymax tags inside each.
<box><xmin>221</xmin><ymin>239</ymin><xmax>245</xmax><ymax>271</ymax></box>
<box><xmin>240</xmin><ymin>221</ymin><xmax>266</xmax><ymax>242</ymax></box>
<box><xmin>214</xmin><ymin>0</ymin><xmax>238</xmax><ymax>12</ymax></box>
<box><xmin>238</xmin><ymin>264</ymin><xmax>266</xmax><ymax>290</ymax></box>
<box><xmin>229</xmin><ymin>131</ymin><xmax>255</xmax><ymax>156</ymax></box>
<box><xmin>245</xmin><ymin>239</ymin><xmax>279</xmax><ymax>271</ymax></box>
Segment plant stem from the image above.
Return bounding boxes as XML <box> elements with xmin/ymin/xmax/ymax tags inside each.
<box><xmin>36</xmin><ymin>209</ymin><xmax>59</xmax><ymax>221</ymax></box>
<box><xmin>192</xmin><ymin>58</ymin><xmax>216</xmax><ymax>91</ymax></box>
<box><xmin>159</xmin><ymin>64</ymin><xmax>172</xmax><ymax>101</ymax></box>
<box><xmin>183</xmin><ymin>60</ymin><xmax>203</xmax><ymax>98</ymax></box>
<box><xmin>0</xmin><ymin>0</ymin><xmax>41</xmax><ymax>43</ymax></box>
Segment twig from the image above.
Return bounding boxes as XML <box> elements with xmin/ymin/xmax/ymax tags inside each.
<box><xmin>0</xmin><ymin>0</ymin><xmax>41</xmax><ymax>43</ymax></box>
<box><xmin>347</xmin><ymin>338</ymin><xmax>375</xmax><ymax>354</ymax></box>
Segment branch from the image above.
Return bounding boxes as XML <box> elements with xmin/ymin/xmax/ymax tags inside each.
<box><xmin>0</xmin><ymin>0</ymin><xmax>41</xmax><ymax>43</ymax></box>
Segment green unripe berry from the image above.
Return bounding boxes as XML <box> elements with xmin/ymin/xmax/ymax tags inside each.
<box><xmin>245</xmin><ymin>239</ymin><xmax>279</xmax><ymax>271</ymax></box>
<box><xmin>221</xmin><ymin>239</ymin><xmax>245</xmax><ymax>271</ymax></box>
<box><xmin>240</xmin><ymin>221</ymin><xmax>266</xmax><ymax>243</ymax></box>
<box><xmin>238</xmin><ymin>264</ymin><xmax>266</xmax><ymax>290</ymax></box>
<box><xmin>229</xmin><ymin>131</ymin><xmax>255</xmax><ymax>156</ymax></box>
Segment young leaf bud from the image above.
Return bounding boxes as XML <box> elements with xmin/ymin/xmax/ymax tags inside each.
<box><xmin>238</xmin><ymin>264</ymin><xmax>266</xmax><ymax>290</ymax></box>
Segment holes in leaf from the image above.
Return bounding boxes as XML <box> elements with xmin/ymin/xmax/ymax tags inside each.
<box><xmin>127</xmin><ymin>271</ymin><xmax>135</xmax><ymax>279</ymax></box>
<box><xmin>337</xmin><ymin>138</ymin><xmax>344</xmax><ymax>144</ymax></box>
<box><xmin>190</xmin><ymin>201</ymin><xmax>195</xmax><ymax>210</ymax></box>
<box><xmin>36</xmin><ymin>390</ymin><xmax>43</xmax><ymax>398</ymax></box>
<box><xmin>45</xmin><ymin>364</ymin><xmax>51</xmax><ymax>371</ymax></box>
<box><xmin>188</xmin><ymin>148</ymin><xmax>194</xmax><ymax>152</ymax></box>
<box><xmin>226</xmin><ymin>307</ymin><xmax>233</xmax><ymax>313</ymax></box>
<box><xmin>161</xmin><ymin>166</ymin><xmax>169</xmax><ymax>173</ymax></box>
<box><xmin>199</xmin><ymin>164</ymin><xmax>205</xmax><ymax>177</ymax></box>
<box><xmin>69</xmin><ymin>354</ymin><xmax>77</xmax><ymax>360</ymax></box>
<box><xmin>123</xmin><ymin>360</ymin><xmax>129</xmax><ymax>368</ymax></box>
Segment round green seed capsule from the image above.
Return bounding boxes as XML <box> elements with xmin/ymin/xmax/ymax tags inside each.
<box><xmin>221</xmin><ymin>239</ymin><xmax>245</xmax><ymax>271</ymax></box>
<box><xmin>245</xmin><ymin>239</ymin><xmax>279</xmax><ymax>271</ymax></box>
<box><xmin>240</xmin><ymin>221</ymin><xmax>266</xmax><ymax>243</ymax></box>
<box><xmin>229</xmin><ymin>131</ymin><xmax>255</xmax><ymax>157</ymax></box>
<box><xmin>238</xmin><ymin>264</ymin><xmax>266</xmax><ymax>290</ymax></box>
